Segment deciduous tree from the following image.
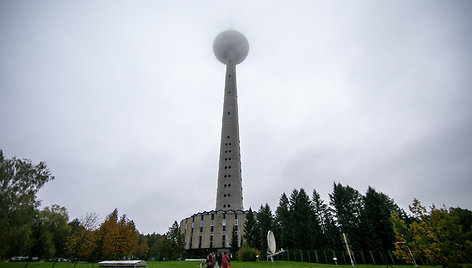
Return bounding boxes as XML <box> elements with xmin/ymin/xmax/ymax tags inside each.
<box><xmin>32</xmin><ymin>205</ymin><xmax>71</xmax><ymax>259</ymax></box>
<box><xmin>146</xmin><ymin>233</ymin><xmax>163</xmax><ymax>260</ymax></box>
<box><xmin>66</xmin><ymin>215</ymin><xmax>98</xmax><ymax>261</ymax></box>
<box><xmin>392</xmin><ymin>199</ymin><xmax>472</xmax><ymax>267</ymax></box>
<box><xmin>133</xmin><ymin>235</ymin><xmax>150</xmax><ymax>260</ymax></box>
<box><xmin>96</xmin><ymin>209</ymin><xmax>138</xmax><ymax>260</ymax></box>
<box><xmin>0</xmin><ymin>150</ymin><xmax>55</xmax><ymax>259</ymax></box>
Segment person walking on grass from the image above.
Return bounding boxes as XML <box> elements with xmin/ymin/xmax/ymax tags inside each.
<box><xmin>216</xmin><ymin>252</ymin><xmax>222</xmax><ymax>268</ymax></box>
<box><xmin>221</xmin><ymin>252</ymin><xmax>230</xmax><ymax>268</ymax></box>
<box><xmin>206</xmin><ymin>252</ymin><xmax>215</xmax><ymax>268</ymax></box>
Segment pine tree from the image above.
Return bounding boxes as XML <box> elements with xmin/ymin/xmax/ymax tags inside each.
<box><xmin>324</xmin><ymin>209</ymin><xmax>341</xmax><ymax>250</ymax></box>
<box><xmin>229</xmin><ymin>226</ymin><xmax>239</xmax><ymax>257</ymax></box>
<box><xmin>275</xmin><ymin>193</ymin><xmax>290</xmax><ymax>249</ymax></box>
<box><xmin>312</xmin><ymin>189</ymin><xmax>332</xmax><ymax>249</ymax></box>
<box><xmin>165</xmin><ymin>221</ymin><xmax>185</xmax><ymax>259</ymax></box>
<box><xmin>243</xmin><ymin>208</ymin><xmax>259</xmax><ymax>249</ymax></box>
<box><xmin>257</xmin><ymin>204</ymin><xmax>274</xmax><ymax>257</ymax></box>
<box><xmin>289</xmin><ymin>188</ymin><xmax>317</xmax><ymax>250</ymax></box>
<box><xmin>362</xmin><ymin>186</ymin><xmax>398</xmax><ymax>250</ymax></box>
<box><xmin>329</xmin><ymin>183</ymin><xmax>363</xmax><ymax>249</ymax></box>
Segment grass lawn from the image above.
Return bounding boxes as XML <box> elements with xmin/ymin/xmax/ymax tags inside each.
<box><xmin>0</xmin><ymin>262</ymin><xmax>441</xmax><ymax>268</ymax></box>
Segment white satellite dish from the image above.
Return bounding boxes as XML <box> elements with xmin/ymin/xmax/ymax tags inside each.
<box><xmin>266</xmin><ymin>231</ymin><xmax>285</xmax><ymax>263</ymax></box>
<box><xmin>267</xmin><ymin>230</ymin><xmax>276</xmax><ymax>255</ymax></box>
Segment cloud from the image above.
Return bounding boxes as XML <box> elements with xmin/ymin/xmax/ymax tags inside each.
<box><xmin>1</xmin><ymin>0</ymin><xmax>471</xmax><ymax>234</ymax></box>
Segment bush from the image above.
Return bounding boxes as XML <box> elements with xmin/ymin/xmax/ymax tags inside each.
<box><xmin>237</xmin><ymin>243</ymin><xmax>260</xmax><ymax>261</ymax></box>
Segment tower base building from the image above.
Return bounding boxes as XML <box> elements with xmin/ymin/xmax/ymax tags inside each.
<box><xmin>180</xmin><ymin>210</ymin><xmax>247</xmax><ymax>253</ymax></box>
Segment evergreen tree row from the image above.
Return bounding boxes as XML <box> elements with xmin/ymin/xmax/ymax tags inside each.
<box><xmin>243</xmin><ymin>183</ymin><xmax>406</xmax><ymax>257</ymax></box>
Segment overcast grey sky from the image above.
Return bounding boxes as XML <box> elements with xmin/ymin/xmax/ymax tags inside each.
<box><xmin>1</xmin><ymin>0</ymin><xmax>471</xmax><ymax>234</ymax></box>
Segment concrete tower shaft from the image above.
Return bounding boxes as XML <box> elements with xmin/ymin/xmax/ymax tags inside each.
<box><xmin>216</xmin><ymin>63</ymin><xmax>243</xmax><ymax>211</ymax></box>
<box><xmin>179</xmin><ymin>30</ymin><xmax>249</xmax><ymax>252</ymax></box>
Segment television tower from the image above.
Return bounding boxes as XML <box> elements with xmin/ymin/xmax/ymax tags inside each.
<box><xmin>213</xmin><ymin>30</ymin><xmax>249</xmax><ymax>211</ymax></box>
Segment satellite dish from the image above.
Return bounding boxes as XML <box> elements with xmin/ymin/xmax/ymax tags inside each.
<box><xmin>267</xmin><ymin>230</ymin><xmax>276</xmax><ymax>255</ymax></box>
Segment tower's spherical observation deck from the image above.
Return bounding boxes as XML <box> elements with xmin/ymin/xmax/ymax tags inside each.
<box><xmin>213</xmin><ymin>30</ymin><xmax>249</xmax><ymax>65</ymax></box>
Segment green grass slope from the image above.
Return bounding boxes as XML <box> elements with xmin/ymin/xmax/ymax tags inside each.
<box><xmin>0</xmin><ymin>262</ymin><xmax>441</xmax><ymax>268</ymax></box>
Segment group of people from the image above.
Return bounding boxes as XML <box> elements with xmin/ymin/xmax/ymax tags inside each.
<box><xmin>205</xmin><ymin>252</ymin><xmax>231</xmax><ymax>268</ymax></box>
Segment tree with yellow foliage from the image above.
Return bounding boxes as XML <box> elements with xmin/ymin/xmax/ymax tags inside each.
<box><xmin>391</xmin><ymin>199</ymin><xmax>472</xmax><ymax>267</ymax></box>
<box><xmin>65</xmin><ymin>218</ymin><xmax>97</xmax><ymax>261</ymax></box>
<box><xmin>96</xmin><ymin>209</ymin><xmax>138</xmax><ymax>260</ymax></box>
